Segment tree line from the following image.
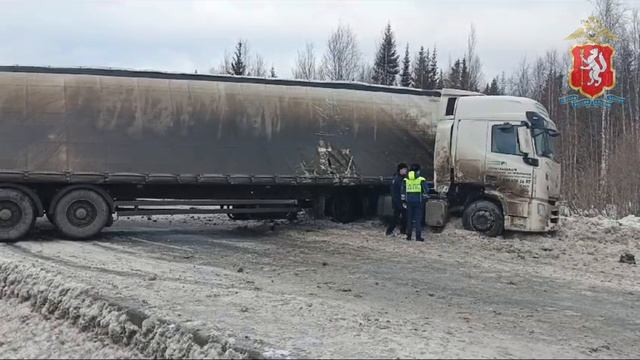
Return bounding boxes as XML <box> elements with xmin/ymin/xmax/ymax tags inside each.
<box><xmin>212</xmin><ymin>22</ymin><xmax>487</xmax><ymax>93</ymax></box>
<box><xmin>214</xmin><ymin>40</ymin><xmax>277</xmax><ymax>78</ymax></box>
<box><xmin>210</xmin><ymin>0</ymin><xmax>640</xmax><ymax>216</ymax></box>
<box><xmin>515</xmin><ymin>0</ymin><xmax>640</xmax><ymax>216</ymax></box>
<box><xmin>289</xmin><ymin>22</ymin><xmax>486</xmax><ymax>92</ymax></box>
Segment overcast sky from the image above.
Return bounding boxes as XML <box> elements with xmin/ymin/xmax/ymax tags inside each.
<box><xmin>2</xmin><ymin>0</ymin><xmax>638</xmax><ymax>83</ymax></box>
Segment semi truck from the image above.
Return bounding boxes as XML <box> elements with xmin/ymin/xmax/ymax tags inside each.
<box><xmin>0</xmin><ymin>66</ymin><xmax>560</xmax><ymax>241</ymax></box>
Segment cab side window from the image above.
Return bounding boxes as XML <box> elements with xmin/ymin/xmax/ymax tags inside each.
<box><xmin>491</xmin><ymin>125</ymin><xmax>521</xmax><ymax>155</ymax></box>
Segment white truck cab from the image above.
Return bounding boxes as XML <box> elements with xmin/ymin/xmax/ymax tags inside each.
<box><xmin>429</xmin><ymin>95</ymin><xmax>561</xmax><ymax>236</ymax></box>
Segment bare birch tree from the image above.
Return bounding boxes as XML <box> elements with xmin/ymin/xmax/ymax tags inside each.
<box><xmin>319</xmin><ymin>24</ymin><xmax>361</xmax><ymax>81</ymax></box>
<box><xmin>508</xmin><ymin>57</ymin><xmax>531</xmax><ymax>97</ymax></box>
<box><xmin>293</xmin><ymin>42</ymin><xmax>317</xmax><ymax>80</ymax></box>
<box><xmin>465</xmin><ymin>24</ymin><xmax>483</xmax><ymax>91</ymax></box>
<box><xmin>357</xmin><ymin>63</ymin><xmax>374</xmax><ymax>84</ymax></box>
<box><xmin>249</xmin><ymin>54</ymin><xmax>267</xmax><ymax>77</ymax></box>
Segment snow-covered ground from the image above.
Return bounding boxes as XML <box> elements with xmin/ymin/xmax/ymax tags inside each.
<box><xmin>0</xmin><ymin>297</ymin><xmax>142</xmax><ymax>359</ymax></box>
<box><xmin>0</xmin><ymin>214</ymin><xmax>638</xmax><ymax>358</ymax></box>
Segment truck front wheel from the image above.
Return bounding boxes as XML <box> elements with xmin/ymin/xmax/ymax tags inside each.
<box><xmin>0</xmin><ymin>188</ymin><xmax>36</xmax><ymax>242</ymax></box>
<box><xmin>53</xmin><ymin>189</ymin><xmax>109</xmax><ymax>239</ymax></box>
<box><xmin>462</xmin><ymin>200</ymin><xmax>504</xmax><ymax>237</ymax></box>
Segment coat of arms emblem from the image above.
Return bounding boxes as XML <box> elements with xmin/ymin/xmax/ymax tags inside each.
<box><xmin>569</xmin><ymin>44</ymin><xmax>614</xmax><ymax>98</ymax></box>
<box><xmin>560</xmin><ymin>16</ymin><xmax>624</xmax><ymax>107</ymax></box>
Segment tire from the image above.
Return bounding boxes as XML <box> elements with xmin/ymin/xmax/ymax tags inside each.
<box><xmin>105</xmin><ymin>213</ymin><xmax>114</xmax><ymax>227</ymax></box>
<box><xmin>0</xmin><ymin>188</ymin><xmax>36</xmax><ymax>242</ymax></box>
<box><xmin>46</xmin><ymin>212</ymin><xmax>55</xmax><ymax>225</ymax></box>
<box><xmin>462</xmin><ymin>200</ymin><xmax>504</xmax><ymax>237</ymax></box>
<box><xmin>53</xmin><ymin>189</ymin><xmax>109</xmax><ymax>239</ymax></box>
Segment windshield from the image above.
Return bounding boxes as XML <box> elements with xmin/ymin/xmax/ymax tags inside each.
<box><xmin>532</xmin><ymin>127</ymin><xmax>558</xmax><ymax>160</ymax></box>
<box><xmin>526</xmin><ymin>111</ymin><xmax>559</xmax><ymax>161</ymax></box>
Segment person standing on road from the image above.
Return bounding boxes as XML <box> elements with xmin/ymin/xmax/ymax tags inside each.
<box><xmin>401</xmin><ymin>164</ymin><xmax>428</xmax><ymax>241</ymax></box>
<box><xmin>386</xmin><ymin>163</ymin><xmax>408</xmax><ymax>236</ymax></box>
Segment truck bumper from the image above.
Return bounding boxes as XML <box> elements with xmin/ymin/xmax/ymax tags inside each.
<box><xmin>504</xmin><ymin>198</ymin><xmax>559</xmax><ymax>232</ymax></box>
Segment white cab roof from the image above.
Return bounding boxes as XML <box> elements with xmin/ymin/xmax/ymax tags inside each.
<box><xmin>455</xmin><ymin>95</ymin><xmax>554</xmax><ymax>126</ymax></box>
<box><xmin>440</xmin><ymin>88</ymin><xmax>483</xmax><ymax>97</ymax></box>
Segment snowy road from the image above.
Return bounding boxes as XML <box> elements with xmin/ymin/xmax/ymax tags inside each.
<box><xmin>0</xmin><ymin>215</ymin><xmax>638</xmax><ymax>358</ymax></box>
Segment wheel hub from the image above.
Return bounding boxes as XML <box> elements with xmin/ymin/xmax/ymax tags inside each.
<box><xmin>66</xmin><ymin>200</ymin><xmax>97</xmax><ymax>228</ymax></box>
<box><xmin>0</xmin><ymin>209</ymin><xmax>12</xmax><ymax>221</ymax></box>
<box><xmin>471</xmin><ymin>209</ymin><xmax>495</xmax><ymax>232</ymax></box>
<box><xmin>75</xmin><ymin>208</ymin><xmax>88</xmax><ymax>219</ymax></box>
<box><xmin>0</xmin><ymin>201</ymin><xmax>22</xmax><ymax>228</ymax></box>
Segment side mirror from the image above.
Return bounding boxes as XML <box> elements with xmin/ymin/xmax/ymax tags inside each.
<box><xmin>517</xmin><ymin>126</ymin><xmax>539</xmax><ymax>166</ymax></box>
<box><xmin>517</xmin><ymin>126</ymin><xmax>533</xmax><ymax>156</ymax></box>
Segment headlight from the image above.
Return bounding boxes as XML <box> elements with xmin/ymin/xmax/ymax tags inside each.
<box><xmin>537</xmin><ymin>203</ymin><xmax>547</xmax><ymax>216</ymax></box>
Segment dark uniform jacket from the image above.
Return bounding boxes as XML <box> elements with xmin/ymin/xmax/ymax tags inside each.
<box><xmin>390</xmin><ymin>173</ymin><xmax>405</xmax><ymax>210</ymax></box>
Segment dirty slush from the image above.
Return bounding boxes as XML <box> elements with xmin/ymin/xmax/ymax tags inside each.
<box><xmin>0</xmin><ymin>214</ymin><xmax>637</xmax><ymax>359</ymax></box>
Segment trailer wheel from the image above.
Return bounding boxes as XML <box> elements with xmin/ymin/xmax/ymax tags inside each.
<box><xmin>462</xmin><ymin>200</ymin><xmax>504</xmax><ymax>237</ymax></box>
<box><xmin>105</xmin><ymin>213</ymin><xmax>114</xmax><ymax>227</ymax></box>
<box><xmin>0</xmin><ymin>188</ymin><xmax>36</xmax><ymax>242</ymax></box>
<box><xmin>53</xmin><ymin>189</ymin><xmax>109</xmax><ymax>239</ymax></box>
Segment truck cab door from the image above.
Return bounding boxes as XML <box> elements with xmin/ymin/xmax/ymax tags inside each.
<box><xmin>484</xmin><ymin>122</ymin><xmax>535</xmax><ymax>217</ymax></box>
<box><xmin>452</xmin><ymin>119</ymin><xmax>488</xmax><ymax>184</ymax></box>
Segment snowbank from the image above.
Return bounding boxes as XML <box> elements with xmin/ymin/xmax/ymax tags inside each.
<box><xmin>0</xmin><ymin>261</ymin><xmax>263</xmax><ymax>359</ymax></box>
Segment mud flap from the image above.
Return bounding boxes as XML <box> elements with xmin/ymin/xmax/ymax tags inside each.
<box><xmin>426</xmin><ymin>199</ymin><xmax>448</xmax><ymax>227</ymax></box>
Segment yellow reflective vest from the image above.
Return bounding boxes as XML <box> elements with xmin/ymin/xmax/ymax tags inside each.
<box><xmin>403</xmin><ymin>171</ymin><xmax>426</xmax><ymax>201</ymax></box>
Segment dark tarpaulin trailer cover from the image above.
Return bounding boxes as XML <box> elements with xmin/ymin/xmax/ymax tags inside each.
<box><xmin>0</xmin><ymin>66</ymin><xmax>441</xmax><ymax>185</ymax></box>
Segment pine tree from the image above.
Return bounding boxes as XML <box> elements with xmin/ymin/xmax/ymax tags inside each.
<box><xmin>436</xmin><ymin>69</ymin><xmax>444</xmax><ymax>89</ymax></box>
<box><xmin>412</xmin><ymin>46</ymin><xmax>429</xmax><ymax>89</ymax></box>
<box><xmin>447</xmin><ymin>59</ymin><xmax>462</xmax><ymax>89</ymax></box>
<box><xmin>483</xmin><ymin>83</ymin><xmax>491</xmax><ymax>95</ymax></box>
<box><xmin>270</xmin><ymin>66</ymin><xmax>277</xmax><ymax>78</ymax></box>
<box><xmin>488</xmin><ymin>77</ymin><xmax>500</xmax><ymax>95</ymax></box>
<box><xmin>230</xmin><ymin>41</ymin><xmax>247</xmax><ymax>76</ymax></box>
<box><xmin>460</xmin><ymin>58</ymin><xmax>469</xmax><ymax>90</ymax></box>
<box><xmin>371</xmin><ymin>23</ymin><xmax>400</xmax><ymax>86</ymax></box>
<box><xmin>400</xmin><ymin>44</ymin><xmax>411</xmax><ymax>87</ymax></box>
<box><xmin>427</xmin><ymin>46</ymin><xmax>438</xmax><ymax>89</ymax></box>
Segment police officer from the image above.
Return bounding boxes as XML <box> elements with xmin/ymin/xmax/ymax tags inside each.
<box><xmin>401</xmin><ymin>164</ymin><xmax>428</xmax><ymax>241</ymax></box>
<box><xmin>386</xmin><ymin>163</ymin><xmax>408</xmax><ymax>236</ymax></box>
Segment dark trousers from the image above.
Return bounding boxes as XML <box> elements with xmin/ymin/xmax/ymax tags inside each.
<box><xmin>386</xmin><ymin>206</ymin><xmax>406</xmax><ymax>235</ymax></box>
<box><xmin>406</xmin><ymin>201</ymin><xmax>423</xmax><ymax>239</ymax></box>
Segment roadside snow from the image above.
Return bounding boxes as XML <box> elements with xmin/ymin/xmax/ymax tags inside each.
<box><xmin>0</xmin><ymin>261</ymin><xmax>260</xmax><ymax>359</ymax></box>
<box><xmin>0</xmin><ymin>297</ymin><xmax>142</xmax><ymax>359</ymax></box>
<box><xmin>615</xmin><ymin>215</ymin><xmax>640</xmax><ymax>229</ymax></box>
